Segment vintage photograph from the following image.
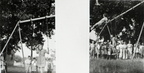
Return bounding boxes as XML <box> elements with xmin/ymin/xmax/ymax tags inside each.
<box><xmin>90</xmin><ymin>0</ymin><xmax>144</xmax><ymax>73</ymax></box>
<box><xmin>0</xmin><ymin>0</ymin><xmax>55</xmax><ymax>73</ymax></box>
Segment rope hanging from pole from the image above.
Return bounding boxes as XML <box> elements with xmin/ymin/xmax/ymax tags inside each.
<box><xmin>18</xmin><ymin>23</ymin><xmax>26</xmax><ymax>73</ymax></box>
<box><xmin>0</xmin><ymin>21</ymin><xmax>19</xmax><ymax>56</ymax></box>
<box><xmin>30</xmin><ymin>18</ymin><xmax>33</xmax><ymax>73</ymax></box>
<box><xmin>45</xmin><ymin>16</ymin><xmax>49</xmax><ymax>54</ymax></box>
<box><xmin>132</xmin><ymin>22</ymin><xmax>144</xmax><ymax>59</ymax></box>
<box><xmin>107</xmin><ymin>25</ymin><xmax>111</xmax><ymax>36</ymax></box>
<box><xmin>91</xmin><ymin>0</ymin><xmax>144</xmax><ymax>36</ymax></box>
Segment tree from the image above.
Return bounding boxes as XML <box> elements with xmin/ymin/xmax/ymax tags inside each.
<box><xmin>0</xmin><ymin>0</ymin><xmax>55</xmax><ymax>52</ymax></box>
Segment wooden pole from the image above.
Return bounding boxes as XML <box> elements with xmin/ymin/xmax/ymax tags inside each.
<box><xmin>18</xmin><ymin>24</ymin><xmax>26</xmax><ymax>72</ymax></box>
<box><xmin>19</xmin><ymin>15</ymin><xmax>55</xmax><ymax>24</ymax></box>
<box><xmin>132</xmin><ymin>22</ymin><xmax>144</xmax><ymax>59</ymax></box>
<box><xmin>0</xmin><ymin>21</ymin><xmax>19</xmax><ymax>56</ymax></box>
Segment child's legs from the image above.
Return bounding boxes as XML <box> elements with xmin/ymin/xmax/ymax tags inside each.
<box><xmin>39</xmin><ymin>67</ymin><xmax>44</xmax><ymax>73</ymax></box>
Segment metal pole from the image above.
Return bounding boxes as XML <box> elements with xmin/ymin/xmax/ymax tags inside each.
<box><xmin>0</xmin><ymin>21</ymin><xmax>19</xmax><ymax>56</ymax></box>
<box><xmin>19</xmin><ymin>15</ymin><xmax>55</xmax><ymax>24</ymax></box>
<box><xmin>132</xmin><ymin>22</ymin><xmax>144</xmax><ymax>59</ymax></box>
<box><xmin>18</xmin><ymin>24</ymin><xmax>26</xmax><ymax>72</ymax></box>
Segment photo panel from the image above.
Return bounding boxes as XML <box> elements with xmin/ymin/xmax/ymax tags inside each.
<box><xmin>90</xmin><ymin>0</ymin><xmax>144</xmax><ymax>73</ymax></box>
<box><xmin>0</xmin><ymin>0</ymin><xmax>55</xmax><ymax>73</ymax></box>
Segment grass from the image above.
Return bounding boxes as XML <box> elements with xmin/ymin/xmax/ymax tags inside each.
<box><xmin>7</xmin><ymin>65</ymin><xmax>55</xmax><ymax>73</ymax></box>
<box><xmin>90</xmin><ymin>58</ymin><xmax>144</xmax><ymax>73</ymax></box>
<box><xmin>6</xmin><ymin>59</ymin><xmax>56</xmax><ymax>73</ymax></box>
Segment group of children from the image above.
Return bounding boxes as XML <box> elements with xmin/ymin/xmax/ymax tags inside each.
<box><xmin>25</xmin><ymin>44</ymin><xmax>54</xmax><ymax>73</ymax></box>
<box><xmin>90</xmin><ymin>38</ymin><xmax>144</xmax><ymax>60</ymax></box>
<box><xmin>0</xmin><ymin>54</ymin><xmax>5</xmax><ymax>73</ymax></box>
<box><xmin>25</xmin><ymin>56</ymin><xmax>53</xmax><ymax>73</ymax></box>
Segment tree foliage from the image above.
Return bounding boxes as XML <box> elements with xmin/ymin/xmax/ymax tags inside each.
<box><xmin>90</xmin><ymin>0</ymin><xmax>144</xmax><ymax>44</ymax></box>
<box><xmin>0</xmin><ymin>0</ymin><xmax>55</xmax><ymax>55</ymax></box>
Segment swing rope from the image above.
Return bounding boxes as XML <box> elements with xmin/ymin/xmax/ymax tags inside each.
<box><xmin>107</xmin><ymin>25</ymin><xmax>111</xmax><ymax>36</ymax></box>
<box><xmin>92</xmin><ymin>0</ymin><xmax>144</xmax><ymax>36</ymax></box>
<box><xmin>45</xmin><ymin>16</ymin><xmax>49</xmax><ymax>54</ymax></box>
<box><xmin>18</xmin><ymin>24</ymin><xmax>27</xmax><ymax>72</ymax></box>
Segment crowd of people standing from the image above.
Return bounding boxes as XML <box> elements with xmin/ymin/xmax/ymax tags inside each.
<box><xmin>90</xmin><ymin>35</ymin><xmax>144</xmax><ymax>60</ymax></box>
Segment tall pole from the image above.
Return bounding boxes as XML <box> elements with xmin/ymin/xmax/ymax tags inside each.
<box><xmin>19</xmin><ymin>15</ymin><xmax>55</xmax><ymax>24</ymax></box>
<box><xmin>30</xmin><ymin>18</ymin><xmax>33</xmax><ymax>73</ymax></box>
<box><xmin>132</xmin><ymin>22</ymin><xmax>144</xmax><ymax>59</ymax></box>
<box><xmin>18</xmin><ymin>23</ymin><xmax>26</xmax><ymax>72</ymax></box>
<box><xmin>0</xmin><ymin>21</ymin><xmax>19</xmax><ymax>56</ymax></box>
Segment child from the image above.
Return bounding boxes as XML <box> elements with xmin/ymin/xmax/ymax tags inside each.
<box><xmin>25</xmin><ymin>56</ymin><xmax>31</xmax><ymax>73</ymax></box>
<box><xmin>37</xmin><ymin>44</ymin><xmax>49</xmax><ymax>73</ymax></box>
<box><xmin>31</xmin><ymin>58</ymin><xmax>37</xmax><ymax>73</ymax></box>
<box><xmin>91</xmin><ymin>13</ymin><xmax>108</xmax><ymax>30</ymax></box>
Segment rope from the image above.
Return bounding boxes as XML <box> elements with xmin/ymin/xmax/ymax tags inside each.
<box><xmin>0</xmin><ymin>21</ymin><xmax>19</xmax><ymax>56</ymax></box>
<box><xmin>18</xmin><ymin>24</ymin><xmax>26</xmax><ymax>72</ymax></box>
<box><xmin>132</xmin><ymin>22</ymin><xmax>144</xmax><ymax>59</ymax></box>
<box><xmin>107</xmin><ymin>25</ymin><xmax>111</xmax><ymax>36</ymax></box>
<box><xmin>46</xmin><ymin>16</ymin><xmax>49</xmax><ymax>54</ymax></box>
<box><xmin>30</xmin><ymin>18</ymin><xmax>33</xmax><ymax>73</ymax></box>
<box><xmin>92</xmin><ymin>0</ymin><xmax>144</xmax><ymax>36</ymax></box>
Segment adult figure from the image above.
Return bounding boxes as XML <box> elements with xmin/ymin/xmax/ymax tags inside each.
<box><xmin>25</xmin><ymin>56</ymin><xmax>31</xmax><ymax>73</ymax></box>
<box><xmin>102</xmin><ymin>42</ymin><xmax>107</xmax><ymax>59</ymax></box>
<box><xmin>127</xmin><ymin>41</ymin><xmax>133</xmax><ymax>59</ymax></box>
<box><xmin>121</xmin><ymin>41</ymin><xmax>127</xmax><ymax>59</ymax></box>
<box><xmin>31</xmin><ymin>58</ymin><xmax>37</xmax><ymax>73</ymax></box>
<box><xmin>118</xmin><ymin>41</ymin><xmax>123</xmax><ymax>59</ymax></box>
<box><xmin>90</xmin><ymin>41</ymin><xmax>95</xmax><ymax>58</ymax></box>
<box><xmin>95</xmin><ymin>42</ymin><xmax>101</xmax><ymax>59</ymax></box>
<box><xmin>141</xmin><ymin>43</ymin><xmax>144</xmax><ymax>58</ymax></box>
<box><xmin>134</xmin><ymin>44</ymin><xmax>139</xmax><ymax>58</ymax></box>
<box><xmin>36</xmin><ymin>44</ymin><xmax>49</xmax><ymax>73</ymax></box>
<box><xmin>116</xmin><ymin>42</ymin><xmax>120</xmax><ymax>59</ymax></box>
<box><xmin>0</xmin><ymin>54</ymin><xmax>5</xmax><ymax>73</ymax></box>
<box><xmin>139</xmin><ymin>43</ymin><xmax>144</xmax><ymax>58</ymax></box>
<box><xmin>107</xmin><ymin>42</ymin><xmax>112</xmax><ymax>60</ymax></box>
<box><xmin>91</xmin><ymin>13</ymin><xmax>108</xmax><ymax>30</ymax></box>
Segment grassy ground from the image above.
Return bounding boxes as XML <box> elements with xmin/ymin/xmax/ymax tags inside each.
<box><xmin>7</xmin><ymin>65</ymin><xmax>55</xmax><ymax>73</ymax></box>
<box><xmin>90</xmin><ymin>58</ymin><xmax>144</xmax><ymax>73</ymax></box>
<box><xmin>7</xmin><ymin>66</ymin><xmax>26</xmax><ymax>73</ymax></box>
<box><xmin>6</xmin><ymin>60</ymin><xmax>56</xmax><ymax>73</ymax></box>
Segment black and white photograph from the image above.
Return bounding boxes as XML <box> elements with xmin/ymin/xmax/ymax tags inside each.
<box><xmin>90</xmin><ymin>0</ymin><xmax>144</xmax><ymax>73</ymax></box>
<box><xmin>0</xmin><ymin>0</ymin><xmax>55</xmax><ymax>73</ymax></box>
